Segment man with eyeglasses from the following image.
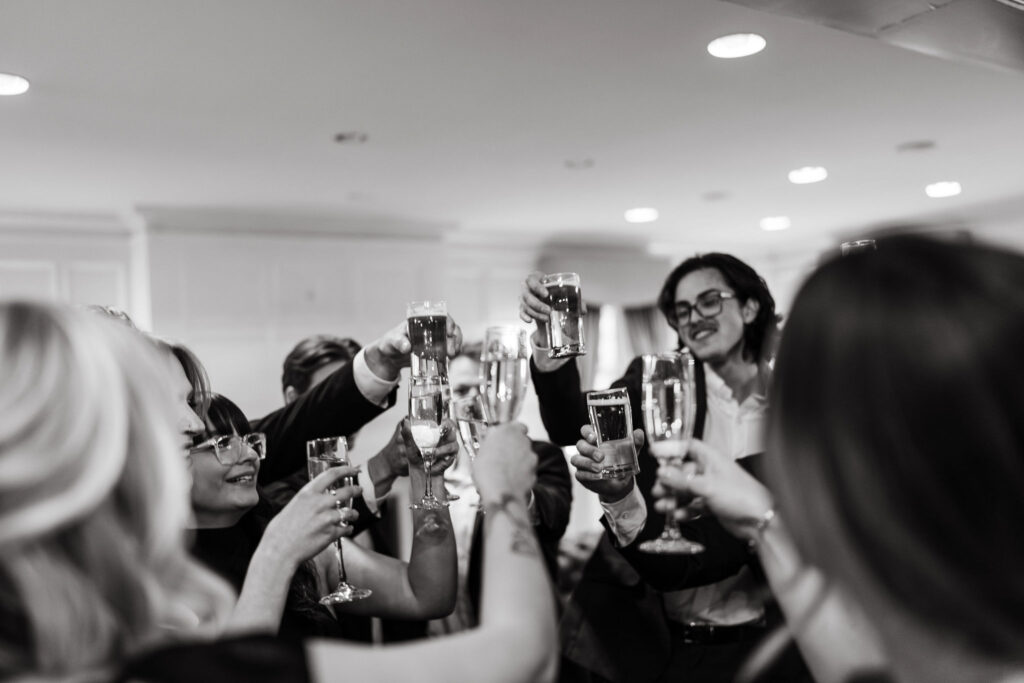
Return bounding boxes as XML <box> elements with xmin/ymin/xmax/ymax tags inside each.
<box><xmin>520</xmin><ymin>254</ymin><xmax>809</xmax><ymax>683</ymax></box>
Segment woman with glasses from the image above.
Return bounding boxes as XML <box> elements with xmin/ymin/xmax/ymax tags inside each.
<box><xmin>0</xmin><ymin>302</ymin><xmax>556</xmax><ymax>683</ymax></box>
<box><xmin>187</xmin><ymin>393</ymin><xmax>458</xmax><ymax>638</ymax></box>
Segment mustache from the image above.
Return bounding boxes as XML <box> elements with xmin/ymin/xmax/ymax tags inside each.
<box><xmin>688</xmin><ymin>320</ymin><xmax>718</xmax><ymax>336</ymax></box>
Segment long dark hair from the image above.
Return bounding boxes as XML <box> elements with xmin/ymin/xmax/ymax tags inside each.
<box><xmin>767</xmin><ymin>234</ymin><xmax>1024</xmax><ymax>658</ymax></box>
<box><xmin>656</xmin><ymin>253</ymin><xmax>780</xmax><ymax>363</ymax></box>
<box><xmin>198</xmin><ymin>394</ymin><xmax>336</xmax><ymax>633</ymax></box>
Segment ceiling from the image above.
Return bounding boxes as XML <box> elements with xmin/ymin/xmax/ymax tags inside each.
<box><xmin>2</xmin><ymin>0</ymin><xmax>1024</xmax><ymax>253</ymax></box>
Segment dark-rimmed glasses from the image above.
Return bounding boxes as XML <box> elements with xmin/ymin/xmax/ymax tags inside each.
<box><xmin>188</xmin><ymin>433</ymin><xmax>266</xmax><ymax>465</ymax></box>
<box><xmin>674</xmin><ymin>290</ymin><xmax>736</xmax><ymax>325</ymax></box>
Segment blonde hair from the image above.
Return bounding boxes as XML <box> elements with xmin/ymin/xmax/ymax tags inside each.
<box><xmin>0</xmin><ymin>302</ymin><xmax>234</xmax><ymax>681</ymax></box>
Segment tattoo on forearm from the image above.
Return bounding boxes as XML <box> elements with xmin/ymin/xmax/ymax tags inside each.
<box><xmin>483</xmin><ymin>493</ymin><xmax>540</xmax><ymax>557</ymax></box>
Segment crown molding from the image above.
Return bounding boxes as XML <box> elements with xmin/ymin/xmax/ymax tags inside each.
<box><xmin>0</xmin><ymin>210</ymin><xmax>134</xmax><ymax>236</ymax></box>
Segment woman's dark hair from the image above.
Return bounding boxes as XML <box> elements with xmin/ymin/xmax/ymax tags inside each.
<box><xmin>166</xmin><ymin>342</ymin><xmax>212</xmax><ymax>419</ymax></box>
<box><xmin>281</xmin><ymin>335</ymin><xmax>362</xmax><ymax>394</ymax></box>
<box><xmin>198</xmin><ymin>393</ymin><xmax>339</xmax><ymax>635</ymax></box>
<box><xmin>767</xmin><ymin>234</ymin><xmax>1024</xmax><ymax>657</ymax></box>
<box><xmin>656</xmin><ymin>253</ymin><xmax>780</xmax><ymax>363</ymax></box>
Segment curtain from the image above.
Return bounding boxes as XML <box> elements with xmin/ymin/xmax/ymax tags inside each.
<box><xmin>622</xmin><ymin>304</ymin><xmax>670</xmax><ymax>357</ymax></box>
<box><xmin>576</xmin><ymin>302</ymin><xmax>601</xmax><ymax>391</ymax></box>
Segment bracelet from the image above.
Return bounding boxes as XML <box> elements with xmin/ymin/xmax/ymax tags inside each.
<box><xmin>748</xmin><ymin>507</ymin><xmax>777</xmax><ymax>550</ymax></box>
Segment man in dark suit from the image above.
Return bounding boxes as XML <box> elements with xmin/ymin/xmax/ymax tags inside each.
<box><xmin>520</xmin><ymin>255</ymin><xmax>808</xmax><ymax>683</ymax></box>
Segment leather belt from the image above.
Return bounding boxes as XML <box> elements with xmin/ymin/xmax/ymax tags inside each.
<box><xmin>669</xmin><ymin>619</ymin><xmax>767</xmax><ymax>645</ymax></box>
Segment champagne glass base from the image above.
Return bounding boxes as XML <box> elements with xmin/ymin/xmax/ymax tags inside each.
<box><xmin>638</xmin><ymin>537</ymin><xmax>705</xmax><ymax>555</ymax></box>
<box><xmin>599</xmin><ymin>464</ymin><xmax>636</xmax><ymax>480</ymax></box>
<box><xmin>320</xmin><ymin>582</ymin><xmax>372</xmax><ymax>604</ymax></box>
<box><xmin>409</xmin><ymin>496</ymin><xmax>451</xmax><ymax>510</ymax></box>
<box><xmin>549</xmin><ymin>345</ymin><xmax>586</xmax><ymax>359</ymax></box>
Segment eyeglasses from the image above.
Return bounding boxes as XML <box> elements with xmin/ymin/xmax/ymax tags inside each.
<box><xmin>673</xmin><ymin>290</ymin><xmax>737</xmax><ymax>325</ymax></box>
<box><xmin>188</xmin><ymin>432</ymin><xmax>267</xmax><ymax>466</ymax></box>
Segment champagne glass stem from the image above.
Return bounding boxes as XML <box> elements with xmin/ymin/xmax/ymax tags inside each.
<box><xmin>422</xmin><ymin>450</ymin><xmax>435</xmax><ymax>499</ymax></box>
<box><xmin>660</xmin><ymin>494</ymin><xmax>681</xmax><ymax>540</ymax></box>
<box><xmin>334</xmin><ymin>502</ymin><xmax>350</xmax><ymax>583</ymax></box>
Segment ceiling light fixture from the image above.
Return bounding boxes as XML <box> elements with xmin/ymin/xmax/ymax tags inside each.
<box><xmin>707</xmin><ymin>33</ymin><xmax>767</xmax><ymax>59</ymax></box>
<box><xmin>625</xmin><ymin>207</ymin><xmax>659</xmax><ymax>224</ymax></box>
<box><xmin>760</xmin><ymin>216</ymin><xmax>791</xmax><ymax>231</ymax></box>
<box><xmin>333</xmin><ymin>131</ymin><xmax>368</xmax><ymax>144</ymax></box>
<box><xmin>0</xmin><ymin>73</ymin><xmax>30</xmax><ymax>96</ymax></box>
<box><xmin>565</xmin><ymin>158</ymin><xmax>595</xmax><ymax>170</ymax></box>
<box><xmin>925</xmin><ymin>181</ymin><xmax>961</xmax><ymax>198</ymax></box>
<box><xmin>788</xmin><ymin>166</ymin><xmax>828</xmax><ymax>184</ymax></box>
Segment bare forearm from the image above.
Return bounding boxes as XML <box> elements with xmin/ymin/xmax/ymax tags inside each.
<box><xmin>227</xmin><ymin>542</ymin><xmax>297</xmax><ymax>634</ymax></box>
<box><xmin>755</xmin><ymin>521</ymin><xmax>887</xmax><ymax>683</ymax></box>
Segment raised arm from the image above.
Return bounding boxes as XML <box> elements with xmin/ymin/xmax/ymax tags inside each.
<box><xmin>305</xmin><ymin>423</ymin><xmax>558</xmax><ymax>683</ymax></box>
<box><xmin>226</xmin><ymin>466</ymin><xmax>360</xmax><ymax>634</ymax></box>
<box><xmin>325</xmin><ymin>422</ymin><xmax>459</xmax><ymax>621</ymax></box>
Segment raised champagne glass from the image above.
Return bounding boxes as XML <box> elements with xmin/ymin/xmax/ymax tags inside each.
<box><xmin>306</xmin><ymin>437</ymin><xmax>372</xmax><ymax>603</ymax></box>
<box><xmin>638</xmin><ymin>351</ymin><xmax>704</xmax><ymax>555</ymax></box>
<box><xmin>407</xmin><ymin>300</ymin><xmax>448</xmax><ymax>381</ymax></box>
<box><xmin>540</xmin><ymin>272</ymin><xmax>586</xmax><ymax>358</ymax></box>
<box><xmin>586</xmin><ymin>387</ymin><xmax>640</xmax><ymax>479</ymax></box>
<box><xmin>409</xmin><ymin>376</ymin><xmax>451</xmax><ymax>510</ymax></box>
<box><xmin>481</xmin><ymin>325</ymin><xmax>529</xmax><ymax>424</ymax></box>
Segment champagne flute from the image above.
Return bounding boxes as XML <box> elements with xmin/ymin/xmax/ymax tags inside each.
<box><xmin>481</xmin><ymin>325</ymin><xmax>529</xmax><ymax>424</ymax></box>
<box><xmin>409</xmin><ymin>377</ymin><xmax>451</xmax><ymax>510</ymax></box>
<box><xmin>306</xmin><ymin>437</ymin><xmax>372</xmax><ymax>603</ymax></box>
<box><xmin>638</xmin><ymin>351</ymin><xmax>704</xmax><ymax>555</ymax></box>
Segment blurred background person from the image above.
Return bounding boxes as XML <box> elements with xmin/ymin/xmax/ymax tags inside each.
<box><xmin>426</xmin><ymin>342</ymin><xmax>572</xmax><ymax>636</ymax></box>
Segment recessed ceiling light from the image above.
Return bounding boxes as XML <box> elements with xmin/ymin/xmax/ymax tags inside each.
<box><xmin>707</xmin><ymin>33</ymin><xmax>767</xmax><ymax>59</ymax></box>
<box><xmin>896</xmin><ymin>139</ymin><xmax>936</xmax><ymax>153</ymax></box>
<box><xmin>0</xmin><ymin>73</ymin><xmax>30</xmax><ymax>96</ymax></box>
<box><xmin>565</xmin><ymin>158</ymin><xmax>595</xmax><ymax>170</ymax></box>
<box><xmin>760</xmin><ymin>216</ymin><xmax>791</xmax><ymax>231</ymax></box>
<box><xmin>925</xmin><ymin>181</ymin><xmax>961</xmax><ymax>198</ymax></box>
<box><xmin>333</xmin><ymin>131</ymin><xmax>368</xmax><ymax>144</ymax></box>
<box><xmin>788</xmin><ymin>166</ymin><xmax>828</xmax><ymax>184</ymax></box>
<box><xmin>625</xmin><ymin>207</ymin><xmax>659</xmax><ymax>224</ymax></box>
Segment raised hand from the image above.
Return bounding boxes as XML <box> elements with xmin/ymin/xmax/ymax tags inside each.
<box><xmin>653</xmin><ymin>439</ymin><xmax>773</xmax><ymax>541</ymax></box>
<box><xmin>472</xmin><ymin>422</ymin><xmax>536</xmax><ymax>503</ymax></box>
<box><xmin>364</xmin><ymin>317</ymin><xmax>464</xmax><ymax>381</ymax></box>
<box><xmin>262</xmin><ymin>465</ymin><xmax>361</xmax><ymax>567</ymax></box>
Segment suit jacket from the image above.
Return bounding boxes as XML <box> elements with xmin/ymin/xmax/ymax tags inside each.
<box><xmin>532</xmin><ymin>355</ymin><xmax>756</xmax><ymax>683</ymax></box>
<box><xmin>466</xmin><ymin>439</ymin><xmax>574</xmax><ymax>616</ymax></box>
<box><xmin>250</xmin><ymin>359</ymin><xmax>396</xmax><ymax>536</ymax></box>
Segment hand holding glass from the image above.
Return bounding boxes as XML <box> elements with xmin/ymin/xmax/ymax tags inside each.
<box><xmin>306</xmin><ymin>437</ymin><xmax>372</xmax><ymax>603</ymax></box>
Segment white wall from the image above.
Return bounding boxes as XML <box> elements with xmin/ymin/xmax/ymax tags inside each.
<box><xmin>0</xmin><ymin>212</ymin><xmax>136</xmax><ymax>312</ymax></box>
